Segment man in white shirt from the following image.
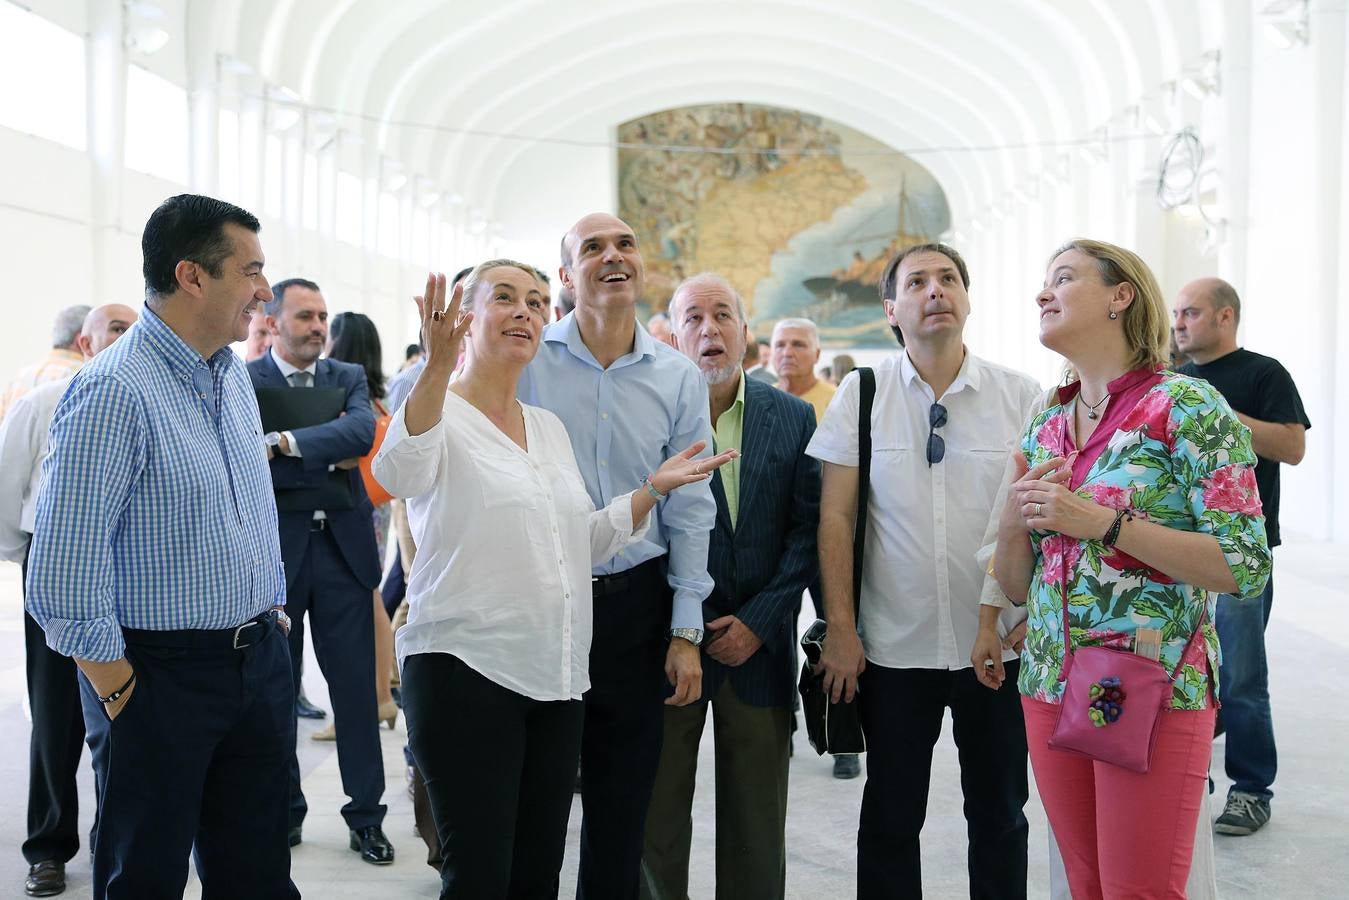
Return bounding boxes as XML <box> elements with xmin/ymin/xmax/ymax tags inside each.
<box><xmin>809</xmin><ymin>244</ymin><xmax>1039</xmax><ymax>899</ymax></box>
<box><xmin>0</xmin><ymin>303</ymin><xmax>136</xmax><ymax>898</ymax></box>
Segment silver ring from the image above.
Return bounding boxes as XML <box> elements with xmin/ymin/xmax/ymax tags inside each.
<box><xmin>1035</xmin><ymin>503</ymin><xmax>1043</xmax><ymax>518</ymax></box>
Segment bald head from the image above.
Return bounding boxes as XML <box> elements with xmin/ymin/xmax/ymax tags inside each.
<box><xmin>1173</xmin><ymin>277</ymin><xmax>1240</xmax><ymax>364</ymax></box>
<box><xmin>77</xmin><ymin>304</ymin><xmax>138</xmax><ymax>359</ymax></box>
<box><xmin>559</xmin><ymin>213</ymin><xmax>645</xmax><ymax>311</ymax></box>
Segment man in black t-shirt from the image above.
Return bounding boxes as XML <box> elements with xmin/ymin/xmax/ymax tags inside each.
<box><xmin>1174</xmin><ymin>277</ymin><xmax>1310</xmax><ymax>837</ymax></box>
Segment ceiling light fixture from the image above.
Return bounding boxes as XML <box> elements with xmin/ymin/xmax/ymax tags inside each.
<box><xmin>124</xmin><ymin>1</ymin><xmax>169</xmax><ymax>55</ymax></box>
<box><xmin>1259</xmin><ymin>0</ymin><xmax>1309</xmax><ymax>48</ymax></box>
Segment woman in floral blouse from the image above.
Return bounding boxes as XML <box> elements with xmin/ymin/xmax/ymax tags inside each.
<box><xmin>994</xmin><ymin>239</ymin><xmax>1270</xmax><ymax>899</ymax></box>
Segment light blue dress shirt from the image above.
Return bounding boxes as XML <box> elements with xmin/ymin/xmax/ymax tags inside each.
<box><xmin>385</xmin><ymin>358</ymin><xmax>425</xmax><ymax>413</ymax></box>
<box><xmin>25</xmin><ymin>307</ymin><xmax>286</xmax><ymax>662</ymax></box>
<box><xmin>519</xmin><ymin>314</ymin><xmax>715</xmax><ymax>631</ymax></box>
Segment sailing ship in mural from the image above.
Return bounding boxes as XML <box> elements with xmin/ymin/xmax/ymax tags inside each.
<box><xmin>617</xmin><ymin>104</ymin><xmax>951</xmax><ymax>347</ymax></box>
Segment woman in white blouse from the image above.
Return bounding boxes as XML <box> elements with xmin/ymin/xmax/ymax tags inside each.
<box><xmin>372</xmin><ymin>260</ymin><xmax>735</xmax><ymax>899</ymax></box>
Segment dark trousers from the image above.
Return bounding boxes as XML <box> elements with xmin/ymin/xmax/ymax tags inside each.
<box><xmin>20</xmin><ymin>549</ymin><xmax>89</xmax><ymax>865</ymax></box>
<box><xmin>1216</xmin><ymin>573</ymin><xmax>1277</xmax><ymax>799</ymax></box>
<box><xmin>578</xmin><ymin>558</ymin><xmax>670</xmax><ymax>900</ymax></box>
<box><xmin>641</xmin><ymin>679</ymin><xmax>792</xmax><ymax>900</ymax></box>
<box><xmin>285</xmin><ymin>525</ymin><xmax>386</xmax><ymax>830</ymax></box>
<box><xmin>404</xmin><ymin>653</ymin><xmax>584</xmax><ymax>899</ymax></box>
<box><xmin>80</xmin><ymin>617</ymin><xmax>298</xmax><ymax>900</ymax></box>
<box><xmin>857</xmin><ymin>662</ymin><xmax>1029</xmax><ymax>900</ymax></box>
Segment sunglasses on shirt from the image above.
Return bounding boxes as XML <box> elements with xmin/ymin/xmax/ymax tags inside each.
<box><xmin>927</xmin><ymin>402</ymin><xmax>947</xmax><ymax>466</ymax></box>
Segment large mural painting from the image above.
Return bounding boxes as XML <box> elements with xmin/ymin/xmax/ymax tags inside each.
<box><xmin>617</xmin><ymin>103</ymin><xmax>951</xmax><ymax>347</ymax></box>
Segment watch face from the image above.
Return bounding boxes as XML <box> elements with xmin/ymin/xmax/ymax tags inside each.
<box><xmin>265</xmin><ymin>432</ymin><xmax>281</xmax><ymax>446</ymax></box>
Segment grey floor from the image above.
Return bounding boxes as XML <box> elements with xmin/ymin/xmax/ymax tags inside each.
<box><xmin>0</xmin><ymin>538</ymin><xmax>1344</xmax><ymax>898</ymax></box>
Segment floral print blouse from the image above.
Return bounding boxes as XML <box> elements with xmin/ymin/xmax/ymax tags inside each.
<box><xmin>1017</xmin><ymin>370</ymin><xmax>1272</xmax><ymax>709</ymax></box>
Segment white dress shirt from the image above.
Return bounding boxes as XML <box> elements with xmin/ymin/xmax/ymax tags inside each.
<box><xmin>0</xmin><ymin>377</ymin><xmax>69</xmax><ymax>561</ymax></box>
<box><xmin>372</xmin><ymin>391</ymin><xmax>650</xmax><ymax>701</ymax></box>
<box><xmin>807</xmin><ymin>350</ymin><xmax>1041</xmax><ymax>670</ymax></box>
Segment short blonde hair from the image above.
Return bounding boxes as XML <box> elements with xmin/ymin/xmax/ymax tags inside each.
<box><xmin>461</xmin><ymin>258</ymin><xmax>541</xmax><ymax>309</ymax></box>
<box><xmin>1050</xmin><ymin>239</ymin><xmax>1170</xmax><ymax>371</ymax></box>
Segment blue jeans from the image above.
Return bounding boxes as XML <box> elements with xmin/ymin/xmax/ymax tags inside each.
<box><xmin>1216</xmin><ymin>574</ymin><xmax>1276</xmax><ymax>800</ymax></box>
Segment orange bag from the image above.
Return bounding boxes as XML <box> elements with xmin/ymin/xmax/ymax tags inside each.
<box><xmin>360</xmin><ymin>398</ymin><xmax>394</xmax><ymax>506</ymax></box>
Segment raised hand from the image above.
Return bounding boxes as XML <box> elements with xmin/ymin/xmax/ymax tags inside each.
<box><xmin>650</xmin><ymin>440</ymin><xmax>739</xmax><ymax>496</ymax></box>
<box><xmin>414</xmin><ymin>271</ymin><xmax>472</xmax><ymax>371</ymax></box>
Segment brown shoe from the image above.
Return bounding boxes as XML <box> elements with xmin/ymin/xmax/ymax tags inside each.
<box><xmin>25</xmin><ymin>860</ymin><xmax>65</xmax><ymax>897</ymax></box>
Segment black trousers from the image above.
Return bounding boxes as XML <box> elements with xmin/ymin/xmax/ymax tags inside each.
<box><xmin>20</xmin><ymin>548</ymin><xmax>90</xmax><ymax>865</ymax></box>
<box><xmin>578</xmin><ymin>557</ymin><xmax>671</xmax><ymax>900</ymax></box>
<box><xmin>403</xmin><ymin>653</ymin><xmax>583</xmax><ymax>899</ymax></box>
<box><xmin>857</xmin><ymin>661</ymin><xmax>1029</xmax><ymax>900</ymax></box>
<box><xmin>80</xmin><ymin>616</ymin><xmax>298</xmax><ymax>900</ymax></box>
<box><xmin>285</xmin><ymin>525</ymin><xmax>386</xmax><ymax>830</ymax></box>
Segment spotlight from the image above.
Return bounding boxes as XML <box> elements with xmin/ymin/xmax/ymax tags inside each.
<box><xmin>124</xmin><ymin>2</ymin><xmax>169</xmax><ymax>55</ymax></box>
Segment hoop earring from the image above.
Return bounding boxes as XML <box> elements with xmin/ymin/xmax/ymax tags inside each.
<box><xmin>1108</xmin><ymin>311</ymin><xmax>1119</xmax><ymax>320</ymax></box>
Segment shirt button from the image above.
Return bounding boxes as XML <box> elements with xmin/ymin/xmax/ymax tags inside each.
<box><xmin>564</xmin><ymin>593</ymin><xmax>570</xmax><ymax>600</ymax></box>
<box><xmin>601</xmin><ymin>412</ymin><xmax>609</xmax><ymax>420</ymax></box>
<box><xmin>600</xmin><ymin>460</ymin><xmax>607</xmax><ymax>467</ymax></box>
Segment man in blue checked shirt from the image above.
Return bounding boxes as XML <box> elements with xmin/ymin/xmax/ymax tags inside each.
<box><xmin>26</xmin><ymin>194</ymin><xmax>298</xmax><ymax>900</ymax></box>
<box><xmin>519</xmin><ymin>212</ymin><xmax>715</xmax><ymax>899</ymax></box>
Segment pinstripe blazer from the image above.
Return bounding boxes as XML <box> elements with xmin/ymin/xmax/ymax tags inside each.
<box><xmin>701</xmin><ymin>377</ymin><xmax>820</xmax><ymax>708</ymax></box>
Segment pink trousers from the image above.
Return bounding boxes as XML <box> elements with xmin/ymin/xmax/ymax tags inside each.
<box><xmin>1022</xmin><ymin>696</ymin><xmax>1215</xmax><ymax>900</ymax></box>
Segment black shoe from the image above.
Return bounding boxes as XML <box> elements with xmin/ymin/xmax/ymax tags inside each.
<box><xmin>24</xmin><ymin>860</ymin><xmax>65</xmax><ymax>897</ymax></box>
<box><xmin>832</xmin><ymin>753</ymin><xmax>862</xmax><ymax>779</ymax></box>
<box><xmin>295</xmin><ymin>693</ymin><xmax>327</xmax><ymax>720</ymax></box>
<box><xmin>349</xmin><ymin>825</ymin><xmax>395</xmax><ymax>865</ymax></box>
<box><xmin>287</xmin><ymin>825</ymin><xmax>302</xmax><ymax>848</ymax></box>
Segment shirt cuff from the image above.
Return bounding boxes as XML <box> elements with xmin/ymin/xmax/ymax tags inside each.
<box><xmin>670</xmin><ymin>594</ymin><xmax>703</xmax><ymax>632</ymax></box>
<box><xmin>282</xmin><ymin>430</ymin><xmax>301</xmax><ymax>457</ymax></box>
<box><xmin>41</xmin><ymin>614</ymin><xmax>126</xmax><ymax>662</ymax></box>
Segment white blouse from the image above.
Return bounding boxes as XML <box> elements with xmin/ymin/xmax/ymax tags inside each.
<box><xmin>372</xmin><ymin>391</ymin><xmax>649</xmax><ymax>701</ymax></box>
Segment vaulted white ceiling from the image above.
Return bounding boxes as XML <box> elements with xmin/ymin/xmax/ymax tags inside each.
<box><xmin>185</xmin><ymin>0</ymin><xmax>1226</xmax><ymax>240</ymax></box>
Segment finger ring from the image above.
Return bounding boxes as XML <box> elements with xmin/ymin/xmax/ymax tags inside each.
<box><xmin>1035</xmin><ymin>503</ymin><xmax>1043</xmax><ymax>517</ymax></box>
<box><xmin>431</xmin><ymin>310</ymin><xmax>443</xmax><ymax>321</ymax></box>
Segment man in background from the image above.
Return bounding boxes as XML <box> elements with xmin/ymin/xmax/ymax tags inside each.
<box><xmin>0</xmin><ymin>303</ymin><xmax>137</xmax><ymax>899</ymax></box>
<box><xmin>245</xmin><ymin>311</ymin><xmax>273</xmax><ymax>361</ymax></box>
<box><xmin>742</xmin><ymin>337</ymin><xmax>777</xmax><ymax>385</ymax></box>
<box><xmin>1174</xmin><ymin>277</ymin><xmax>1310</xmax><ymax>836</ymax></box>
<box><xmin>771</xmin><ymin>318</ymin><xmax>835</xmax><ymax>421</ymax></box>
<box><xmin>0</xmin><ymin>305</ymin><xmax>90</xmax><ymax>423</ymax></box>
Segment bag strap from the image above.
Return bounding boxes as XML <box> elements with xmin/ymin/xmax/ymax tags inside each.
<box><xmin>853</xmin><ymin>368</ymin><xmax>875</xmax><ymax>621</ymax></box>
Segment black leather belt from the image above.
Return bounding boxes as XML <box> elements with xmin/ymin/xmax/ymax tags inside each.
<box><xmin>122</xmin><ymin>610</ymin><xmax>280</xmax><ymax>652</ymax></box>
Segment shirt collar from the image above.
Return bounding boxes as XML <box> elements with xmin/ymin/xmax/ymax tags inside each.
<box><xmin>269</xmin><ymin>346</ymin><xmax>317</xmax><ymax>380</ymax></box>
<box><xmin>898</xmin><ymin>347</ymin><xmax>979</xmax><ymax>397</ymax></box>
<box><xmin>729</xmin><ymin>367</ymin><xmax>746</xmax><ymax>412</ymax></box>
<box><xmin>139</xmin><ymin>306</ymin><xmax>233</xmax><ymax>376</ymax></box>
<box><xmin>1055</xmin><ymin>365</ymin><xmax>1159</xmax><ymax>406</ymax></box>
<box><xmin>543</xmin><ymin>311</ymin><xmax>655</xmax><ymax>371</ymax></box>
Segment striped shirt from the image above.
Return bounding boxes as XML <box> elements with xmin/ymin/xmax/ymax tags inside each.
<box><xmin>25</xmin><ymin>306</ymin><xmax>285</xmax><ymax>662</ymax></box>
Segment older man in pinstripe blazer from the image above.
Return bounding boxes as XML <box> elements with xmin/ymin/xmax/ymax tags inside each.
<box><xmin>641</xmin><ymin>274</ymin><xmax>820</xmax><ymax>900</ymax></box>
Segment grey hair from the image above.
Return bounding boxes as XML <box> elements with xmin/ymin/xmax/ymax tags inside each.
<box><xmin>668</xmin><ymin>272</ymin><xmax>747</xmax><ymax>324</ymax></box>
<box><xmin>52</xmin><ymin>305</ymin><xmax>92</xmax><ymax>349</ymax></box>
<box><xmin>772</xmin><ymin>317</ymin><xmax>821</xmax><ymax>349</ymax></box>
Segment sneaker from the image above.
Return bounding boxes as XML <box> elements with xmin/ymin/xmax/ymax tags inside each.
<box><xmin>832</xmin><ymin>753</ymin><xmax>861</xmax><ymax>779</ymax></box>
<box><xmin>1215</xmin><ymin>790</ymin><xmax>1271</xmax><ymax>835</ymax></box>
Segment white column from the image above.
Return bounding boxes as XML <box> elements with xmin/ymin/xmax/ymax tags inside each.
<box><xmin>187</xmin><ymin>56</ymin><xmax>219</xmax><ymax>193</ymax></box>
<box><xmin>237</xmin><ymin>77</ymin><xmax>265</xmax><ymax>214</ymax></box>
<box><xmin>1319</xmin><ymin>0</ymin><xmax>1349</xmax><ymax>540</ymax></box>
<box><xmin>1217</xmin><ymin>11</ymin><xmax>1254</xmax><ymax>295</ymax></box>
<box><xmin>86</xmin><ymin>0</ymin><xmax>127</xmax><ymax>297</ymax></box>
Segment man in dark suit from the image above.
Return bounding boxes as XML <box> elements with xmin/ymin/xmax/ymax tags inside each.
<box><xmin>249</xmin><ymin>278</ymin><xmax>393</xmax><ymax>865</ymax></box>
<box><xmin>641</xmin><ymin>273</ymin><xmax>820</xmax><ymax>900</ymax></box>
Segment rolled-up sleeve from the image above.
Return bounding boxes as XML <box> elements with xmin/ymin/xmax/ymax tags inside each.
<box><xmin>660</xmin><ymin>366</ymin><xmax>716</xmax><ymax>631</ymax></box>
<box><xmin>588</xmin><ymin>490</ymin><xmax>652</xmax><ymax>566</ymax></box>
<box><xmin>26</xmin><ymin>376</ymin><xmax>146</xmax><ymax>662</ymax></box>
<box><xmin>1172</xmin><ymin>385</ymin><xmax>1271</xmax><ymax>599</ymax></box>
<box><xmin>371</xmin><ymin>404</ymin><xmax>443</xmax><ymax>500</ymax></box>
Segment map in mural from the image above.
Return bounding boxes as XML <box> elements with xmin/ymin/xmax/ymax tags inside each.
<box><xmin>618</xmin><ymin>103</ymin><xmax>951</xmax><ymax>346</ymax></box>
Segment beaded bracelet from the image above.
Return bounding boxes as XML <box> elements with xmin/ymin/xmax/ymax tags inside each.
<box><xmin>1102</xmin><ymin>508</ymin><xmax>1134</xmax><ymax>547</ymax></box>
<box><xmin>643</xmin><ymin>474</ymin><xmax>666</xmax><ymax>500</ymax></box>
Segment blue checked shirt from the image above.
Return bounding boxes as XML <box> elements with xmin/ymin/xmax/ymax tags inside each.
<box><xmin>25</xmin><ymin>307</ymin><xmax>285</xmax><ymax>662</ymax></box>
<box><xmin>519</xmin><ymin>314</ymin><xmax>715</xmax><ymax>632</ymax></box>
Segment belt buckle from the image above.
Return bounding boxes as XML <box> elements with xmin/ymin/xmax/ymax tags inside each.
<box><xmin>232</xmin><ymin>620</ymin><xmax>259</xmax><ymax>650</ymax></box>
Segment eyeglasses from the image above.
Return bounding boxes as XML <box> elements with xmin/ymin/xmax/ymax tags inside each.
<box><xmin>926</xmin><ymin>402</ymin><xmax>948</xmax><ymax>466</ymax></box>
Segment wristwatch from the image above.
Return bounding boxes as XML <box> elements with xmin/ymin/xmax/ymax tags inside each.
<box><xmin>670</xmin><ymin>627</ymin><xmax>704</xmax><ymax>647</ymax></box>
<box><xmin>264</xmin><ymin>431</ymin><xmax>282</xmax><ymax>448</ymax></box>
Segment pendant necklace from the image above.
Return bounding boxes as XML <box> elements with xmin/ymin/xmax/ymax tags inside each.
<box><xmin>1081</xmin><ymin>392</ymin><xmax>1109</xmax><ymax>420</ymax></box>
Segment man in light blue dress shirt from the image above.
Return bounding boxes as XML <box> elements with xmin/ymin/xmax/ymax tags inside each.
<box><xmin>25</xmin><ymin>195</ymin><xmax>297</xmax><ymax>900</ymax></box>
<box><xmin>519</xmin><ymin>212</ymin><xmax>715</xmax><ymax>899</ymax></box>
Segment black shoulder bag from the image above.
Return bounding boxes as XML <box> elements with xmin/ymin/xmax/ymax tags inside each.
<box><xmin>798</xmin><ymin>367</ymin><xmax>874</xmax><ymax>756</ymax></box>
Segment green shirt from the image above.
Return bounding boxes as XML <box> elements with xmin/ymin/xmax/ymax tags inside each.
<box><xmin>712</xmin><ymin>373</ymin><xmax>745</xmax><ymax>528</ymax></box>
